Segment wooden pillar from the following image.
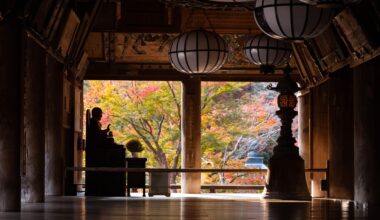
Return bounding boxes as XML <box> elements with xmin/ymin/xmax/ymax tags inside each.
<box><xmin>298</xmin><ymin>90</ymin><xmax>311</xmax><ymax>192</ymax></box>
<box><xmin>328</xmin><ymin>69</ymin><xmax>354</xmax><ymax>200</ymax></box>
<box><xmin>21</xmin><ymin>38</ymin><xmax>46</xmax><ymax>202</ymax></box>
<box><xmin>0</xmin><ymin>16</ymin><xmax>22</xmax><ymax>211</ymax></box>
<box><xmin>73</xmin><ymin>85</ymin><xmax>84</xmax><ymax>189</ymax></box>
<box><xmin>63</xmin><ymin>73</ymin><xmax>77</xmax><ymax>195</ymax></box>
<box><xmin>310</xmin><ymin>83</ymin><xmax>329</xmax><ymax>198</ymax></box>
<box><xmin>353</xmin><ymin>56</ymin><xmax>380</xmax><ymax>213</ymax></box>
<box><xmin>181</xmin><ymin>77</ymin><xmax>201</xmax><ymax>194</ymax></box>
<box><xmin>45</xmin><ymin>55</ymin><xmax>64</xmax><ymax>195</ymax></box>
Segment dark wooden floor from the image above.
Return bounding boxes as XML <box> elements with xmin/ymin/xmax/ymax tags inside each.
<box><xmin>0</xmin><ymin>194</ymin><xmax>374</xmax><ymax>219</ymax></box>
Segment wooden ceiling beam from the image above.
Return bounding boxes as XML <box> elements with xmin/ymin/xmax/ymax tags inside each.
<box><xmin>85</xmin><ymin>62</ymin><xmax>301</xmax><ymax>82</ymax></box>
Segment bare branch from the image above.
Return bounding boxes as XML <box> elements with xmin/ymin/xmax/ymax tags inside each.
<box><xmin>222</xmin><ymin>135</ymin><xmax>243</xmax><ymax>168</ymax></box>
<box><xmin>156</xmin><ymin>116</ymin><xmax>165</xmax><ymax>143</ymax></box>
<box><xmin>201</xmin><ymin>89</ymin><xmax>213</xmax><ymax>111</ymax></box>
<box><xmin>142</xmin><ymin>118</ymin><xmax>154</xmax><ymax>134</ymax></box>
<box><xmin>166</xmin><ymin>82</ymin><xmax>181</xmax><ymax>119</ymax></box>
<box><xmin>170</xmin><ymin>140</ymin><xmax>182</xmax><ymax>184</ymax></box>
<box><xmin>127</xmin><ymin>118</ymin><xmax>157</xmax><ymax>154</ymax></box>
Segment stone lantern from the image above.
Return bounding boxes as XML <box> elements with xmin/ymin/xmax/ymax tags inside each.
<box><xmin>264</xmin><ymin>65</ymin><xmax>311</xmax><ymax>200</ymax></box>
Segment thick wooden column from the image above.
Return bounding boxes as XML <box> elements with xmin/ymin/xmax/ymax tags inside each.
<box><xmin>21</xmin><ymin>38</ymin><xmax>46</xmax><ymax>203</ymax></box>
<box><xmin>0</xmin><ymin>16</ymin><xmax>22</xmax><ymax>211</ymax></box>
<box><xmin>310</xmin><ymin>83</ymin><xmax>329</xmax><ymax>198</ymax></box>
<box><xmin>353</xmin><ymin>56</ymin><xmax>380</xmax><ymax>213</ymax></box>
<box><xmin>181</xmin><ymin>77</ymin><xmax>201</xmax><ymax>194</ymax></box>
<box><xmin>45</xmin><ymin>55</ymin><xmax>64</xmax><ymax>195</ymax></box>
<box><xmin>328</xmin><ymin>69</ymin><xmax>354</xmax><ymax>200</ymax></box>
<box><xmin>298</xmin><ymin>91</ymin><xmax>311</xmax><ymax>192</ymax></box>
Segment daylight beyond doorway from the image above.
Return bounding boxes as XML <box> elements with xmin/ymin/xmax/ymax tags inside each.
<box><xmin>83</xmin><ymin>80</ymin><xmax>294</xmax><ymax>191</ymax></box>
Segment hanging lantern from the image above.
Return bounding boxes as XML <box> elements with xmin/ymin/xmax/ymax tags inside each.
<box><xmin>243</xmin><ymin>34</ymin><xmax>292</xmax><ymax>74</ymax></box>
<box><xmin>254</xmin><ymin>0</ymin><xmax>335</xmax><ymax>41</ymax></box>
<box><xmin>169</xmin><ymin>29</ymin><xmax>228</xmax><ymax>74</ymax></box>
<box><xmin>299</xmin><ymin>0</ymin><xmax>361</xmax><ymax>8</ymax></box>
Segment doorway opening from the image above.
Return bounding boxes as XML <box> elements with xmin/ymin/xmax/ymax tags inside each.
<box><xmin>81</xmin><ymin>80</ymin><xmax>297</xmax><ymax>194</ymax></box>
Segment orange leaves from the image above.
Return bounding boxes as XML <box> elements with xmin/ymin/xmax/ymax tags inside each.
<box><xmin>125</xmin><ymin>83</ymin><xmax>160</xmax><ymax>101</ymax></box>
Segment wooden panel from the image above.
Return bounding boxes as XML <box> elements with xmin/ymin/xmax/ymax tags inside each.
<box><xmin>84</xmin><ymin>32</ymin><xmax>106</xmax><ymax>61</ymax></box>
<box><xmin>311</xmin><ymin>82</ymin><xmax>329</xmax><ymax>198</ymax></box>
<box><xmin>333</xmin><ymin>8</ymin><xmax>374</xmax><ymax>60</ymax></box>
<box><xmin>328</xmin><ymin>68</ymin><xmax>354</xmax><ymax>200</ymax></box>
<box><xmin>182</xmin><ymin>9</ymin><xmax>259</xmax><ymax>34</ymax></box>
<box><xmin>71</xmin><ymin>0</ymin><xmax>102</xmax><ymax>62</ymax></box>
<box><xmin>48</xmin><ymin>0</ymin><xmax>70</xmax><ymax>44</ymax></box>
<box><xmin>350</xmin><ymin>0</ymin><xmax>380</xmax><ymax>49</ymax></box>
<box><xmin>298</xmin><ymin>91</ymin><xmax>311</xmax><ymax>192</ymax></box>
<box><xmin>45</xmin><ymin>55</ymin><xmax>64</xmax><ymax>195</ymax></box>
<box><xmin>292</xmin><ymin>43</ymin><xmax>324</xmax><ymax>86</ymax></box>
<box><xmin>114</xmin><ymin>33</ymin><xmax>175</xmax><ymax>63</ymax></box>
<box><xmin>57</xmin><ymin>9</ymin><xmax>80</xmax><ymax>57</ymax></box>
<box><xmin>117</xmin><ymin>0</ymin><xmax>258</xmax><ymax>34</ymax></box>
<box><xmin>74</xmin><ymin>87</ymin><xmax>82</xmax><ymax>132</ymax></box>
<box><xmin>353</xmin><ymin>55</ymin><xmax>380</xmax><ymax>206</ymax></box>
<box><xmin>306</xmin><ymin>25</ymin><xmax>349</xmax><ymax>73</ymax></box>
<box><xmin>31</xmin><ymin>0</ymin><xmax>58</xmax><ymax>33</ymax></box>
<box><xmin>92</xmin><ymin>2</ymin><xmax>117</xmax><ymax>31</ymax></box>
<box><xmin>75</xmin><ymin>51</ymin><xmax>89</xmax><ymax>81</ymax></box>
<box><xmin>120</xmin><ymin>0</ymin><xmax>180</xmax><ymax>32</ymax></box>
<box><xmin>63</xmin><ymin>76</ymin><xmax>71</xmax><ymax>128</ymax></box>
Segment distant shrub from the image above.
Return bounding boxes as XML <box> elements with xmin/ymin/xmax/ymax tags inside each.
<box><xmin>126</xmin><ymin>139</ymin><xmax>144</xmax><ymax>152</ymax></box>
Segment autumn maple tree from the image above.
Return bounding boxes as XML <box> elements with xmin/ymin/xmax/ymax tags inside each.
<box><xmin>84</xmin><ymin>80</ymin><xmax>284</xmax><ymax>186</ymax></box>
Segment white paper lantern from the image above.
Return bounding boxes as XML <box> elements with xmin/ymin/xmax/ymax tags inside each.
<box><xmin>254</xmin><ymin>0</ymin><xmax>335</xmax><ymax>41</ymax></box>
<box><xmin>299</xmin><ymin>0</ymin><xmax>361</xmax><ymax>8</ymax></box>
<box><xmin>244</xmin><ymin>34</ymin><xmax>292</xmax><ymax>73</ymax></box>
<box><xmin>169</xmin><ymin>29</ymin><xmax>228</xmax><ymax>74</ymax></box>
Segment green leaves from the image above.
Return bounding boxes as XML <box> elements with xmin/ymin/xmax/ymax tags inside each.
<box><xmin>84</xmin><ymin>80</ymin><xmax>286</xmax><ymax>185</ymax></box>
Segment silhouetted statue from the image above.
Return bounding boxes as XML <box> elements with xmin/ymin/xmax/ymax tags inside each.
<box><xmin>87</xmin><ymin>107</ymin><xmax>116</xmax><ymax>149</ymax></box>
<box><xmin>85</xmin><ymin>107</ymin><xmax>126</xmax><ymax>196</ymax></box>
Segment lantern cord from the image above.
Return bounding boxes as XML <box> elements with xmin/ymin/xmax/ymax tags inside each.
<box><xmin>183</xmin><ymin>8</ymin><xmax>216</xmax><ymax>32</ymax></box>
<box><xmin>183</xmin><ymin>8</ymin><xmax>196</xmax><ymax>31</ymax></box>
<box><xmin>201</xmin><ymin>9</ymin><xmax>216</xmax><ymax>32</ymax></box>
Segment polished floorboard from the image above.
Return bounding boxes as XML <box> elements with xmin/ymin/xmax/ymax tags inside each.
<box><xmin>0</xmin><ymin>193</ymin><xmax>374</xmax><ymax>219</ymax></box>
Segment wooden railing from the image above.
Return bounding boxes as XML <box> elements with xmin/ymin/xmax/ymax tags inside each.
<box><xmin>68</xmin><ymin>167</ymin><xmax>328</xmax><ymax>193</ymax></box>
<box><xmin>67</xmin><ymin>167</ymin><xmax>327</xmax><ymax>173</ymax></box>
<box><xmin>169</xmin><ymin>184</ymin><xmax>265</xmax><ymax>193</ymax></box>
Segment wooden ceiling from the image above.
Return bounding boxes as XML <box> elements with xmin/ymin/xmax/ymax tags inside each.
<box><xmin>17</xmin><ymin>0</ymin><xmax>380</xmax><ymax>86</ymax></box>
<box><xmin>84</xmin><ymin>0</ymin><xmax>299</xmax><ymax>81</ymax></box>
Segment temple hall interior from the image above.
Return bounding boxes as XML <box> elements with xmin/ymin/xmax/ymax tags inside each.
<box><xmin>1</xmin><ymin>0</ymin><xmax>380</xmax><ymax>219</ymax></box>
